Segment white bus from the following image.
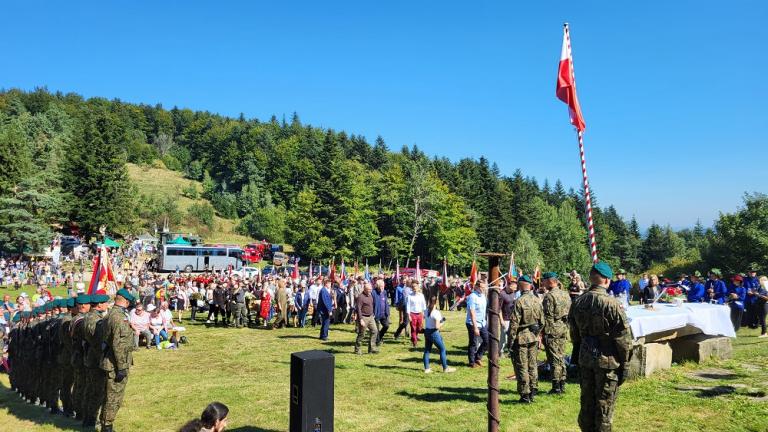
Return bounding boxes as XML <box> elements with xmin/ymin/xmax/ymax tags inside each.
<box><xmin>159</xmin><ymin>245</ymin><xmax>245</xmax><ymax>272</ymax></box>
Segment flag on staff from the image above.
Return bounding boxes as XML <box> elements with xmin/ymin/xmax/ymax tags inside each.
<box><xmin>329</xmin><ymin>259</ymin><xmax>337</xmax><ymax>283</ymax></box>
<box><xmin>364</xmin><ymin>259</ymin><xmax>371</xmax><ymax>281</ymax></box>
<box><xmin>87</xmin><ymin>245</ymin><xmax>115</xmax><ymax>295</ymax></box>
<box><xmin>308</xmin><ymin>259</ymin><xmax>313</xmax><ymax>280</ymax></box>
<box><xmin>440</xmin><ymin>258</ymin><xmax>449</xmax><ymax>294</ymax></box>
<box><xmin>506</xmin><ymin>253</ymin><xmax>518</xmax><ymax>284</ymax></box>
<box><xmin>340</xmin><ymin>258</ymin><xmax>347</xmax><ymax>282</ymax></box>
<box><xmin>533</xmin><ymin>264</ymin><xmax>542</xmax><ymax>285</ymax></box>
<box><xmin>378</xmin><ymin>258</ymin><xmax>382</xmax><ymax>275</ymax></box>
<box><xmin>469</xmin><ymin>259</ymin><xmax>478</xmax><ymax>286</ymax></box>
<box><xmin>292</xmin><ymin>257</ymin><xmax>300</xmax><ymax>280</ymax></box>
<box><xmin>556</xmin><ymin>23</ymin><xmax>586</xmax><ymax>132</ymax></box>
<box><xmin>395</xmin><ymin>259</ymin><xmax>400</xmax><ymax>281</ymax></box>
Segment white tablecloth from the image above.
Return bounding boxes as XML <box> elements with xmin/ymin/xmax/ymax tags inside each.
<box><xmin>626</xmin><ymin>303</ymin><xmax>736</xmax><ymax>339</ymax></box>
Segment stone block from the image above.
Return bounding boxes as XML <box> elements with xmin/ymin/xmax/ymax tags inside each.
<box><xmin>669</xmin><ymin>334</ymin><xmax>732</xmax><ymax>363</ymax></box>
<box><xmin>627</xmin><ymin>341</ymin><xmax>673</xmax><ymax>379</ymax></box>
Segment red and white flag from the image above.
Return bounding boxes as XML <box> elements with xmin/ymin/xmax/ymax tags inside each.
<box><xmin>88</xmin><ymin>245</ymin><xmax>115</xmax><ymax>295</ymax></box>
<box><xmin>469</xmin><ymin>259</ymin><xmax>478</xmax><ymax>286</ymax></box>
<box><xmin>440</xmin><ymin>258</ymin><xmax>449</xmax><ymax>294</ymax></box>
<box><xmin>556</xmin><ymin>23</ymin><xmax>586</xmax><ymax>132</ymax></box>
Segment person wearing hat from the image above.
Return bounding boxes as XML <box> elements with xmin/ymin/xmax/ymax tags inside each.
<box><xmin>568</xmin><ymin>261</ymin><xmax>632</xmax><ymax>431</ymax></box>
<box><xmin>705</xmin><ymin>269</ymin><xmax>727</xmax><ymax>304</ymax></box>
<box><xmin>58</xmin><ymin>297</ymin><xmax>77</xmax><ymax>417</ymax></box>
<box><xmin>508</xmin><ymin>275</ymin><xmax>543</xmax><ymax>403</ymax></box>
<box><xmin>727</xmin><ymin>275</ymin><xmax>747</xmax><ymax>332</ymax></box>
<box><xmin>82</xmin><ymin>290</ymin><xmax>110</xmax><ymax>428</ymax></box>
<box><xmin>41</xmin><ymin>300</ymin><xmax>63</xmax><ymax>414</ymax></box>
<box><xmin>608</xmin><ymin>269</ymin><xmax>631</xmax><ymax>307</ymax></box>
<box><xmin>541</xmin><ymin>271</ymin><xmax>571</xmax><ymax>395</ymax></box>
<box><xmin>744</xmin><ymin>265</ymin><xmax>761</xmax><ymax>328</ymax></box>
<box><xmin>70</xmin><ymin>294</ymin><xmax>92</xmax><ymax>421</ymax></box>
<box><xmin>100</xmin><ymin>288</ymin><xmax>136</xmax><ymax>432</ymax></box>
<box><xmin>687</xmin><ymin>271</ymin><xmax>706</xmax><ymax>303</ymax></box>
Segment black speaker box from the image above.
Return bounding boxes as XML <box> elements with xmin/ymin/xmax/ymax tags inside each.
<box><xmin>290</xmin><ymin>350</ymin><xmax>334</xmax><ymax>432</ymax></box>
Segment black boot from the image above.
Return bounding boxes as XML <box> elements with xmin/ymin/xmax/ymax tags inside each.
<box><xmin>530</xmin><ymin>388</ymin><xmax>538</xmax><ymax>401</ymax></box>
<box><xmin>518</xmin><ymin>393</ymin><xmax>532</xmax><ymax>404</ymax></box>
<box><xmin>560</xmin><ymin>380</ymin><xmax>566</xmax><ymax>393</ymax></box>
<box><xmin>83</xmin><ymin>417</ymin><xmax>96</xmax><ymax>428</ymax></box>
<box><xmin>102</xmin><ymin>425</ymin><xmax>114</xmax><ymax>432</ymax></box>
<box><xmin>549</xmin><ymin>380</ymin><xmax>562</xmax><ymax>394</ymax></box>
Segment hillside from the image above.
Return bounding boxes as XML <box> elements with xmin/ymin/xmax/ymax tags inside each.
<box><xmin>127</xmin><ymin>163</ymin><xmax>254</xmax><ymax>245</ymax></box>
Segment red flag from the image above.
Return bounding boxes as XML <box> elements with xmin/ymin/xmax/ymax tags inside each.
<box><xmin>88</xmin><ymin>246</ymin><xmax>115</xmax><ymax>295</ymax></box>
<box><xmin>469</xmin><ymin>259</ymin><xmax>478</xmax><ymax>286</ymax></box>
<box><xmin>292</xmin><ymin>257</ymin><xmax>300</xmax><ymax>280</ymax></box>
<box><xmin>506</xmin><ymin>253</ymin><xmax>517</xmax><ymax>284</ymax></box>
<box><xmin>534</xmin><ymin>264</ymin><xmax>542</xmax><ymax>285</ymax></box>
<box><xmin>556</xmin><ymin>23</ymin><xmax>586</xmax><ymax>132</ymax></box>
<box><xmin>440</xmin><ymin>258</ymin><xmax>449</xmax><ymax>294</ymax></box>
<box><xmin>329</xmin><ymin>259</ymin><xmax>337</xmax><ymax>283</ymax></box>
<box><xmin>340</xmin><ymin>258</ymin><xmax>346</xmax><ymax>282</ymax></box>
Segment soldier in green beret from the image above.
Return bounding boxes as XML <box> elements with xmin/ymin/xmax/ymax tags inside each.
<box><xmin>100</xmin><ymin>288</ymin><xmax>136</xmax><ymax>432</ymax></box>
<box><xmin>541</xmin><ymin>271</ymin><xmax>571</xmax><ymax>395</ymax></box>
<box><xmin>58</xmin><ymin>297</ymin><xmax>77</xmax><ymax>417</ymax></box>
<box><xmin>568</xmin><ymin>261</ymin><xmax>633</xmax><ymax>432</ymax></box>
<box><xmin>82</xmin><ymin>292</ymin><xmax>110</xmax><ymax>428</ymax></box>
<box><xmin>70</xmin><ymin>294</ymin><xmax>92</xmax><ymax>421</ymax></box>
<box><xmin>508</xmin><ymin>275</ymin><xmax>544</xmax><ymax>403</ymax></box>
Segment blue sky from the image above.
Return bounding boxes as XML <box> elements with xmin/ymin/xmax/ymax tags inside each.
<box><xmin>2</xmin><ymin>1</ymin><xmax>765</xmax><ymax>229</ymax></box>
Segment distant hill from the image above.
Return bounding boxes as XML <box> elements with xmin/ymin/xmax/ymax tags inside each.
<box><xmin>127</xmin><ymin>162</ymin><xmax>254</xmax><ymax>245</ymax></box>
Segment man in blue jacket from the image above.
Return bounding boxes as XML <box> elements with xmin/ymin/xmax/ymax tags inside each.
<box><xmin>743</xmin><ymin>265</ymin><xmax>761</xmax><ymax>328</ymax></box>
<box><xmin>687</xmin><ymin>271</ymin><xmax>706</xmax><ymax>303</ymax></box>
<box><xmin>294</xmin><ymin>281</ymin><xmax>311</xmax><ymax>328</ymax></box>
<box><xmin>372</xmin><ymin>278</ymin><xmax>390</xmax><ymax>347</ymax></box>
<box><xmin>727</xmin><ymin>275</ymin><xmax>747</xmax><ymax>331</ymax></box>
<box><xmin>608</xmin><ymin>269</ymin><xmax>631</xmax><ymax>305</ymax></box>
<box><xmin>705</xmin><ymin>269</ymin><xmax>727</xmax><ymax>304</ymax></box>
<box><xmin>317</xmin><ymin>280</ymin><xmax>334</xmax><ymax>341</ymax></box>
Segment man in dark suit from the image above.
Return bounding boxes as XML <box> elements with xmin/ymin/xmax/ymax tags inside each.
<box><xmin>295</xmin><ymin>281</ymin><xmax>311</xmax><ymax>328</ymax></box>
<box><xmin>318</xmin><ymin>280</ymin><xmax>334</xmax><ymax>340</ymax></box>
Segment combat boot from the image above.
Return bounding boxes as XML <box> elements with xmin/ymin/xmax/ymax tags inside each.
<box><xmin>530</xmin><ymin>388</ymin><xmax>538</xmax><ymax>401</ymax></box>
<box><xmin>102</xmin><ymin>425</ymin><xmax>114</xmax><ymax>432</ymax></box>
<box><xmin>548</xmin><ymin>380</ymin><xmax>562</xmax><ymax>395</ymax></box>
<box><xmin>518</xmin><ymin>393</ymin><xmax>532</xmax><ymax>404</ymax></box>
<box><xmin>560</xmin><ymin>380</ymin><xmax>566</xmax><ymax>393</ymax></box>
<box><xmin>82</xmin><ymin>417</ymin><xmax>96</xmax><ymax>428</ymax></box>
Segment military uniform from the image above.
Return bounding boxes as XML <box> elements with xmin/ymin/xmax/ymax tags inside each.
<box><xmin>58</xmin><ymin>298</ymin><xmax>76</xmax><ymax>416</ymax></box>
<box><xmin>100</xmin><ymin>289</ymin><xmax>136</xmax><ymax>431</ymax></box>
<box><xmin>542</xmin><ymin>274</ymin><xmax>571</xmax><ymax>394</ymax></box>
<box><xmin>83</xmin><ymin>304</ymin><xmax>108</xmax><ymax>427</ymax></box>
<box><xmin>70</xmin><ymin>295</ymin><xmax>91</xmax><ymax>420</ymax></box>
<box><xmin>508</xmin><ymin>276</ymin><xmax>543</xmax><ymax>403</ymax></box>
<box><xmin>568</xmin><ymin>262</ymin><xmax>633</xmax><ymax>432</ymax></box>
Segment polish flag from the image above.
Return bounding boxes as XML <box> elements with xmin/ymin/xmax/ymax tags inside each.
<box><xmin>88</xmin><ymin>246</ymin><xmax>115</xmax><ymax>295</ymax></box>
<box><xmin>469</xmin><ymin>259</ymin><xmax>478</xmax><ymax>286</ymax></box>
<box><xmin>440</xmin><ymin>258</ymin><xmax>449</xmax><ymax>294</ymax></box>
<box><xmin>556</xmin><ymin>23</ymin><xmax>586</xmax><ymax>132</ymax></box>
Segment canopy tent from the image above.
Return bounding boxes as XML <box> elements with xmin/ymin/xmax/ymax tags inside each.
<box><xmin>167</xmin><ymin>236</ymin><xmax>191</xmax><ymax>245</ymax></box>
<box><xmin>96</xmin><ymin>236</ymin><xmax>121</xmax><ymax>248</ymax></box>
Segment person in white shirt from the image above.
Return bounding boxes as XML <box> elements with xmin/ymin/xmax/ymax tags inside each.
<box><xmin>406</xmin><ymin>282</ymin><xmax>427</xmax><ymax>347</ymax></box>
<box><xmin>309</xmin><ymin>279</ymin><xmax>322</xmax><ymax>327</ymax></box>
<box><xmin>423</xmin><ymin>295</ymin><xmax>456</xmax><ymax>373</ymax></box>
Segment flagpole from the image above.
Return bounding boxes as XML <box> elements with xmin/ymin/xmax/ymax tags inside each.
<box><xmin>577</xmin><ymin>130</ymin><xmax>598</xmax><ymax>263</ymax></box>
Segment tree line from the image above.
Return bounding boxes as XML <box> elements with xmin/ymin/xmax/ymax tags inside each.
<box><xmin>0</xmin><ymin>88</ymin><xmax>765</xmax><ymax>276</ymax></box>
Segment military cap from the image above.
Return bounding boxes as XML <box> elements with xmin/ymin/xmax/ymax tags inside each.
<box><xmin>617</xmin><ymin>268</ymin><xmax>627</xmax><ymax>275</ymax></box>
<box><xmin>748</xmin><ymin>263</ymin><xmax>759</xmax><ymax>272</ymax></box>
<box><xmin>116</xmin><ymin>288</ymin><xmax>136</xmax><ymax>304</ymax></box>
<box><xmin>76</xmin><ymin>294</ymin><xmax>92</xmax><ymax>305</ymax></box>
<box><xmin>709</xmin><ymin>268</ymin><xmax>722</xmax><ymax>277</ymax></box>
<box><xmin>91</xmin><ymin>294</ymin><xmax>110</xmax><ymax>304</ymax></box>
<box><xmin>591</xmin><ymin>261</ymin><xmax>614</xmax><ymax>279</ymax></box>
<box><xmin>518</xmin><ymin>275</ymin><xmax>533</xmax><ymax>284</ymax></box>
<box><xmin>67</xmin><ymin>297</ymin><xmax>76</xmax><ymax>308</ymax></box>
<box><xmin>34</xmin><ymin>307</ymin><xmax>43</xmax><ymax>315</ymax></box>
<box><xmin>12</xmin><ymin>313</ymin><xmax>21</xmax><ymax>323</ymax></box>
<box><xmin>44</xmin><ymin>303</ymin><xmax>53</xmax><ymax>311</ymax></box>
<box><xmin>542</xmin><ymin>271</ymin><xmax>558</xmax><ymax>280</ymax></box>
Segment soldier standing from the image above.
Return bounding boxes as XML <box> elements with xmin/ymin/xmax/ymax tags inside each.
<box><xmin>70</xmin><ymin>294</ymin><xmax>92</xmax><ymax>421</ymax></box>
<box><xmin>83</xmin><ymin>291</ymin><xmax>110</xmax><ymax>428</ymax></box>
<box><xmin>541</xmin><ymin>271</ymin><xmax>571</xmax><ymax>395</ymax></box>
<box><xmin>568</xmin><ymin>261</ymin><xmax>633</xmax><ymax>432</ymax></box>
<box><xmin>508</xmin><ymin>275</ymin><xmax>543</xmax><ymax>403</ymax></box>
<box><xmin>58</xmin><ymin>297</ymin><xmax>77</xmax><ymax>417</ymax></box>
<box><xmin>100</xmin><ymin>289</ymin><xmax>136</xmax><ymax>432</ymax></box>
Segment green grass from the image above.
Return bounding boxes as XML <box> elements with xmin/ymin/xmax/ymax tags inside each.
<box><xmin>126</xmin><ymin>163</ymin><xmax>254</xmax><ymax>245</ymax></box>
<box><xmin>1</xmin><ymin>284</ymin><xmax>767</xmax><ymax>432</ymax></box>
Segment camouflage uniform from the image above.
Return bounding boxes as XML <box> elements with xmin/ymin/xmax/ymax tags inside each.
<box><xmin>100</xmin><ymin>304</ymin><xmax>134</xmax><ymax>430</ymax></box>
<box><xmin>70</xmin><ymin>312</ymin><xmax>89</xmax><ymax>419</ymax></box>
<box><xmin>44</xmin><ymin>311</ymin><xmax>63</xmax><ymax>412</ymax></box>
<box><xmin>543</xmin><ymin>284</ymin><xmax>571</xmax><ymax>393</ymax></box>
<box><xmin>508</xmin><ymin>290</ymin><xmax>543</xmax><ymax>401</ymax></box>
<box><xmin>58</xmin><ymin>310</ymin><xmax>76</xmax><ymax>416</ymax></box>
<box><xmin>83</xmin><ymin>309</ymin><xmax>107</xmax><ymax>426</ymax></box>
<box><xmin>568</xmin><ymin>284</ymin><xmax>632</xmax><ymax>432</ymax></box>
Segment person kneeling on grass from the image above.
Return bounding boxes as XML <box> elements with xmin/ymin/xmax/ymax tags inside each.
<box><xmin>424</xmin><ymin>295</ymin><xmax>456</xmax><ymax>374</ymax></box>
<box><xmin>180</xmin><ymin>401</ymin><xmax>229</xmax><ymax>432</ymax></box>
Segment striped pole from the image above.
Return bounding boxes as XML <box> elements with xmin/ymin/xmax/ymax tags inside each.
<box><xmin>577</xmin><ymin>130</ymin><xmax>598</xmax><ymax>263</ymax></box>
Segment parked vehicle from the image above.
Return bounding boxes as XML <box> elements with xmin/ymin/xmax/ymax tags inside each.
<box><xmin>158</xmin><ymin>244</ymin><xmax>244</xmax><ymax>272</ymax></box>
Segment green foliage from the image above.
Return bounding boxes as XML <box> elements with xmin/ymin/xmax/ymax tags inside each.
<box><xmin>181</xmin><ymin>182</ymin><xmax>198</xmax><ymax>199</ymax></box>
<box><xmin>0</xmin><ymin>178</ymin><xmax>55</xmax><ymax>254</ymax></box>
<box><xmin>238</xmin><ymin>204</ymin><xmax>287</xmax><ymax>244</ymax></box>
<box><xmin>133</xmin><ymin>193</ymin><xmax>182</xmax><ymax>234</ymax></box>
<box><xmin>707</xmin><ymin>193</ymin><xmax>768</xmax><ymax>273</ymax></box>
<box><xmin>161</xmin><ymin>153</ymin><xmax>182</xmax><ymax>171</ymax></box>
<box><xmin>187</xmin><ymin>202</ymin><xmax>215</xmax><ymax>230</ymax></box>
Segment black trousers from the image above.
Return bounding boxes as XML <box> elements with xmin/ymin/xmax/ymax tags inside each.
<box><xmin>757</xmin><ymin>302</ymin><xmax>768</xmax><ymax>334</ymax></box>
<box><xmin>729</xmin><ymin>304</ymin><xmax>743</xmax><ymax>332</ymax></box>
<box><xmin>466</xmin><ymin>323</ymin><xmax>489</xmax><ymax>365</ymax></box>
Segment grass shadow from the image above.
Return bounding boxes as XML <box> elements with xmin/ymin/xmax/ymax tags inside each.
<box><xmin>276</xmin><ymin>335</ymin><xmax>316</xmax><ymax>340</ymax></box>
<box><xmin>0</xmin><ymin>382</ymin><xmax>84</xmax><ymax>431</ymax></box>
<box><xmin>396</xmin><ymin>388</ymin><xmax>484</xmax><ymax>403</ymax></box>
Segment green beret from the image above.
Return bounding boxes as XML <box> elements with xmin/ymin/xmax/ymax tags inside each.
<box><xmin>591</xmin><ymin>261</ymin><xmax>614</xmax><ymax>279</ymax></box>
<box><xmin>116</xmin><ymin>288</ymin><xmax>135</xmax><ymax>303</ymax></box>
<box><xmin>542</xmin><ymin>271</ymin><xmax>558</xmax><ymax>280</ymax></box>
<box><xmin>55</xmin><ymin>299</ymin><xmax>64</xmax><ymax>308</ymax></box>
<box><xmin>76</xmin><ymin>294</ymin><xmax>91</xmax><ymax>305</ymax></box>
<box><xmin>518</xmin><ymin>275</ymin><xmax>533</xmax><ymax>284</ymax></box>
<box><xmin>66</xmin><ymin>297</ymin><xmax>75</xmax><ymax>308</ymax></box>
<box><xmin>710</xmin><ymin>268</ymin><xmax>722</xmax><ymax>277</ymax></box>
<box><xmin>693</xmin><ymin>270</ymin><xmax>702</xmax><ymax>278</ymax></box>
<box><xmin>617</xmin><ymin>268</ymin><xmax>627</xmax><ymax>275</ymax></box>
<box><xmin>44</xmin><ymin>303</ymin><xmax>53</xmax><ymax>311</ymax></box>
<box><xmin>12</xmin><ymin>314</ymin><xmax>20</xmax><ymax>323</ymax></box>
<box><xmin>91</xmin><ymin>294</ymin><xmax>110</xmax><ymax>304</ymax></box>
<box><xmin>34</xmin><ymin>307</ymin><xmax>43</xmax><ymax>315</ymax></box>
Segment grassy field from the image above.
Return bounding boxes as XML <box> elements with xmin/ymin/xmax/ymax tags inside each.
<box><xmin>1</xmin><ymin>285</ymin><xmax>767</xmax><ymax>432</ymax></box>
<box><xmin>126</xmin><ymin>163</ymin><xmax>253</xmax><ymax>245</ymax></box>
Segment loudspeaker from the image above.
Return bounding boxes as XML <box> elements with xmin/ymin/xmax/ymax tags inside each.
<box><xmin>290</xmin><ymin>350</ymin><xmax>334</xmax><ymax>432</ymax></box>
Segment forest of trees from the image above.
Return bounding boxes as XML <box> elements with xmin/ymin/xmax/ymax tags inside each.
<box><xmin>0</xmin><ymin>88</ymin><xmax>765</xmax><ymax>276</ymax></box>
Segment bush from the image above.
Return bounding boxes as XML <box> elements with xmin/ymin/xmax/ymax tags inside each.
<box><xmin>188</xmin><ymin>202</ymin><xmax>215</xmax><ymax>229</ymax></box>
<box><xmin>182</xmin><ymin>183</ymin><xmax>198</xmax><ymax>199</ymax></box>
<box><xmin>162</xmin><ymin>154</ymin><xmax>182</xmax><ymax>171</ymax></box>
